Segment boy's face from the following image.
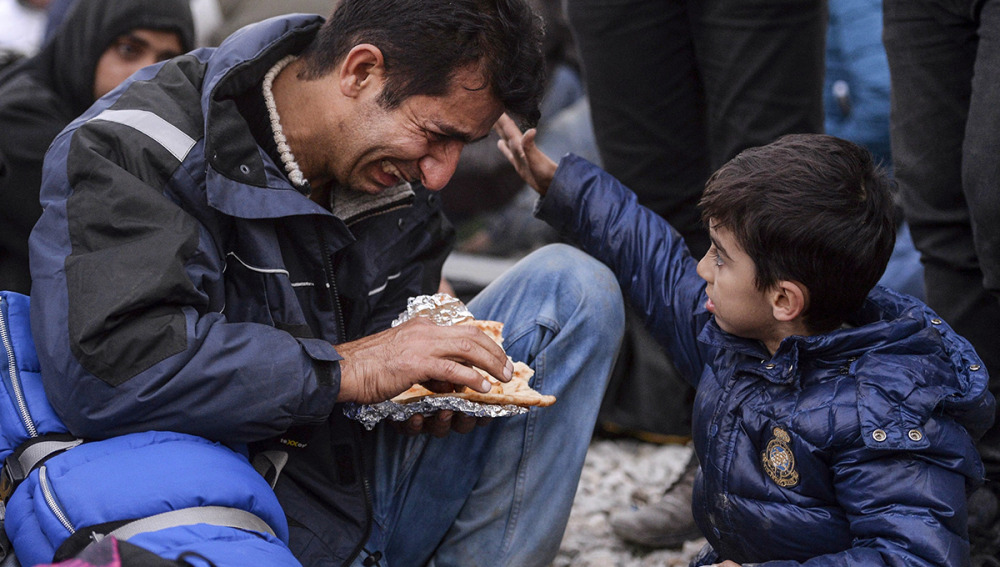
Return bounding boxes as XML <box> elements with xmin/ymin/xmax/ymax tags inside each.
<box><xmin>696</xmin><ymin>223</ymin><xmax>778</xmax><ymax>345</ymax></box>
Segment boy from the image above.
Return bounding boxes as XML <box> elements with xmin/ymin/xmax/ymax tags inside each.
<box><xmin>495</xmin><ymin>116</ymin><xmax>995</xmax><ymax>566</ymax></box>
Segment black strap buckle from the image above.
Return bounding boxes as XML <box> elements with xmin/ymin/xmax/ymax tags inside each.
<box><xmin>0</xmin><ymin>455</ymin><xmax>24</xmax><ymax>504</ymax></box>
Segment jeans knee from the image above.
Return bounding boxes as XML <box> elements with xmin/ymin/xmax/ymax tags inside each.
<box><xmin>527</xmin><ymin>244</ymin><xmax>625</xmax><ymax>334</ymax></box>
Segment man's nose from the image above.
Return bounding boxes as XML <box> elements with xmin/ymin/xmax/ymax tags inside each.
<box><xmin>418</xmin><ymin>140</ymin><xmax>463</xmax><ymax>190</ymax></box>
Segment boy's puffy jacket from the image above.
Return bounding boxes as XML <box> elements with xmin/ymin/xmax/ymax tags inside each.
<box><xmin>0</xmin><ymin>291</ymin><xmax>299</xmax><ymax>566</ymax></box>
<box><xmin>538</xmin><ymin>155</ymin><xmax>996</xmax><ymax>567</ymax></box>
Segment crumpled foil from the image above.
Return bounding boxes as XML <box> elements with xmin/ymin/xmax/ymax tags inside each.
<box><xmin>391</xmin><ymin>293</ymin><xmax>473</xmax><ymax>327</ymax></box>
<box><xmin>343</xmin><ymin>294</ymin><xmax>529</xmax><ymax>430</ymax></box>
<box><xmin>344</xmin><ymin>398</ymin><xmax>528</xmax><ymax>431</ymax></box>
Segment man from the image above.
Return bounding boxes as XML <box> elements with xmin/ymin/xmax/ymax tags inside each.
<box><xmin>28</xmin><ymin>1</ymin><xmax>625</xmax><ymax>566</ymax></box>
<box><xmin>0</xmin><ymin>0</ymin><xmax>193</xmax><ymax>295</ymax></box>
<box><xmin>883</xmin><ymin>0</ymin><xmax>1000</xmax><ymax>562</ymax></box>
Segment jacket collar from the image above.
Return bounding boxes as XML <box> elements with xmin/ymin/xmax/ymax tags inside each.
<box><xmin>698</xmin><ymin>285</ymin><xmax>942</xmax><ymax>386</ymax></box>
<box><xmin>197</xmin><ymin>15</ymin><xmax>418</xmax><ymax>224</ymax></box>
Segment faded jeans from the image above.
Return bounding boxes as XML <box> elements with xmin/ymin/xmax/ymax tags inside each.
<box><xmin>349</xmin><ymin>244</ymin><xmax>625</xmax><ymax>567</ymax></box>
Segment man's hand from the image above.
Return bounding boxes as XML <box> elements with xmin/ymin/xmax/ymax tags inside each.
<box><xmin>398</xmin><ymin>411</ymin><xmax>493</xmax><ymax>438</ymax></box>
<box><xmin>494</xmin><ymin>114</ymin><xmax>558</xmax><ymax>195</ymax></box>
<box><xmin>336</xmin><ymin>317</ymin><xmax>513</xmax><ymax>404</ymax></box>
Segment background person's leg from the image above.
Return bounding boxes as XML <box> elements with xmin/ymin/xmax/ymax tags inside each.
<box><xmin>567</xmin><ymin>0</ymin><xmax>710</xmax><ymax>255</ymax></box>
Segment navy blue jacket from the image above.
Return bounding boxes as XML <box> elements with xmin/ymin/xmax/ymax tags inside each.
<box><xmin>538</xmin><ymin>155</ymin><xmax>996</xmax><ymax>566</ymax></box>
<box><xmin>28</xmin><ymin>16</ymin><xmax>452</xmax><ymax>565</ymax></box>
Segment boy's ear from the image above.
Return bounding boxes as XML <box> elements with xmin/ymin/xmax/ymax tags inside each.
<box><xmin>771</xmin><ymin>280</ymin><xmax>809</xmax><ymax>322</ymax></box>
<box><xmin>339</xmin><ymin>44</ymin><xmax>385</xmax><ymax>97</ymax></box>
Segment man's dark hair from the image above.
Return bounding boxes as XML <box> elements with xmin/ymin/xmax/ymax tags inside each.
<box><xmin>299</xmin><ymin>0</ymin><xmax>546</xmax><ymax>127</ymax></box>
<box><xmin>698</xmin><ymin>134</ymin><xmax>897</xmax><ymax>333</ymax></box>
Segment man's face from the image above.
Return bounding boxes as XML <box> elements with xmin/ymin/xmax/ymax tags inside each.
<box><xmin>324</xmin><ymin>66</ymin><xmax>504</xmax><ymax>194</ymax></box>
<box><xmin>696</xmin><ymin>222</ymin><xmax>777</xmax><ymax>343</ymax></box>
<box><xmin>93</xmin><ymin>29</ymin><xmax>184</xmax><ymax>100</ymax></box>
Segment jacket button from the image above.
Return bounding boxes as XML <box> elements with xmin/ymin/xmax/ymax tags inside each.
<box><xmin>970</xmin><ymin>364</ymin><xmax>982</xmax><ymax>371</ymax></box>
<box><xmin>930</xmin><ymin>318</ymin><xmax>942</xmax><ymax>325</ymax></box>
<box><xmin>872</xmin><ymin>429</ymin><xmax>887</xmax><ymax>442</ymax></box>
<box><xmin>239</xmin><ymin>164</ymin><xmax>250</xmax><ymax>174</ymax></box>
<box><xmin>908</xmin><ymin>429</ymin><xmax>923</xmax><ymax>442</ymax></box>
<box><xmin>398</xmin><ymin>218</ymin><xmax>405</xmax><ymax>230</ymax></box>
<box><xmin>764</xmin><ymin>363</ymin><xmax>776</xmax><ymax>370</ymax></box>
<box><xmin>710</xmin><ymin>424</ymin><xmax>719</xmax><ymax>437</ymax></box>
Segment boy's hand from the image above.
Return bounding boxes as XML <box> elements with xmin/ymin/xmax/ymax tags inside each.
<box><xmin>494</xmin><ymin>114</ymin><xmax>558</xmax><ymax>195</ymax></box>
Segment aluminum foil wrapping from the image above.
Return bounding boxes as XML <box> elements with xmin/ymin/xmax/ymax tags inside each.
<box><xmin>344</xmin><ymin>294</ymin><xmax>529</xmax><ymax>430</ymax></box>
<box><xmin>390</xmin><ymin>293</ymin><xmax>473</xmax><ymax>327</ymax></box>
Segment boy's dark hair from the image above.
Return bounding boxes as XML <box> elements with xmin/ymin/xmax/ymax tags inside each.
<box><xmin>699</xmin><ymin>134</ymin><xmax>896</xmax><ymax>333</ymax></box>
<box><xmin>299</xmin><ymin>0</ymin><xmax>546</xmax><ymax>127</ymax></box>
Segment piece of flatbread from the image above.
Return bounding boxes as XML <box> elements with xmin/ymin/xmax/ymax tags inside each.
<box><xmin>391</xmin><ymin>320</ymin><xmax>556</xmax><ymax>408</ymax></box>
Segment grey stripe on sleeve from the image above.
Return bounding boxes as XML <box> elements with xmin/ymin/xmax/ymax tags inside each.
<box><xmin>89</xmin><ymin>109</ymin><xmax>197</xmax><ymax>162</ymax></box>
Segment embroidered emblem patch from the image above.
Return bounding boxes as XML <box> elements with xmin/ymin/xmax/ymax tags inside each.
<box><xmin>762</xmin><ymin>427</ymin><xmax>799</xmax><ymax>488</ymax></box>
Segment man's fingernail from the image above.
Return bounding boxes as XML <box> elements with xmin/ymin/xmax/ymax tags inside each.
<box><xmin>504</xmin><ymin>359</ymin><xmax>513</xmax><ymax>380</ymax></box>
<box><xmin>480</xmin><ymin>379</ymin><xmax>491</xmax><ymax>392</ymax></box>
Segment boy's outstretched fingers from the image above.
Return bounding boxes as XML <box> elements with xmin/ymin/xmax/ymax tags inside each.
<box><xmin>493</xmin><ymin>114</ymin><xmax>557</xmax><ymax>195</ymax></box>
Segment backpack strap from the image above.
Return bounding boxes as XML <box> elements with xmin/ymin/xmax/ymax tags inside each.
<box><xmin>1</xmin><ymin>434</ymin><xmax>84</xmax><ymax>504</ymax></box>
<box><xmin>55</xmin><ymin>506</ymin><xmax>277</xmax><ymax>561</ymax></box>
<box><xmin>106</xmin><ymin>505</ymin><xmax>277</xmax><ymax>541</ymax></box>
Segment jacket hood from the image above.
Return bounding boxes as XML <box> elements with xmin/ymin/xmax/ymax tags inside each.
<box><xmin>14</xmin><ymin>0</ymin><xmax>194</xmax><ymax>118</ymax></box>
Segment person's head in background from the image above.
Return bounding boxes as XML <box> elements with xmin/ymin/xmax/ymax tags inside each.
<box><xmin>696</xmin><ymin>134</ymin><xmax>896</xmax><ymax>350</ymax></box>
<box><xmin>41</xmin><ymin>0</ymin><xmax>194</xmax><ymax>114</ymax></box>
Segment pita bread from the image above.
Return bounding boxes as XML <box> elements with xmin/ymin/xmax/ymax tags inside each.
<box><xmin>391</xmin><ymin>320</ymin><xmax>556</xmax><ymax>408</ymax></box>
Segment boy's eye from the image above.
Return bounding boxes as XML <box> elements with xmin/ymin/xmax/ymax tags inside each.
<box><xmin>711</xmin><ymin>248</ymin><xmax>723</xmax><ymax>267</ymax></box>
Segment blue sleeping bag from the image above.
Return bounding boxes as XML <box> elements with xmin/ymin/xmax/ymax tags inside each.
<box><xmin>0</xmin><ymin>291</ymin><xmax>301</xmax><ymax>566</ymax></box>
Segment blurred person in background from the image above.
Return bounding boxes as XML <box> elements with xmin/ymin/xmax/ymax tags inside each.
<box><xmin>564</xmin><ymin>0</ymin><xmax>827</xmax><ymax>549</ymax></box>
<box><xmin>884</xmin><ymin>0</ymin><xmax>1000</xmax><ymax>563</ymax></box>
<box><xmin>0</xmin><ymin>0</ymin><xmax>194</xmax><ymax>295</ymax></box>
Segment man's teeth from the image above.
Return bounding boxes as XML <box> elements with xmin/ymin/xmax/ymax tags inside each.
<box><xmin>381</xmin><ymin>160</ymin><xmax>407</xmax><ymax>181</ymax></box>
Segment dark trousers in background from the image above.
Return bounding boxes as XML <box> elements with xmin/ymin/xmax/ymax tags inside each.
<box><xmin>566</xmin><ymin>0</ymin><xmax>827</xmax><ymax>439</ymax></box>
<box><xmin>566</xmin><ymin>0</ymin><xmax>828</xmax><ymax>259</ymax></box>
<box><xmin>883</xmin><ymin>0</ymin><xmax>1000</xmax><ymax>480</ymax></box>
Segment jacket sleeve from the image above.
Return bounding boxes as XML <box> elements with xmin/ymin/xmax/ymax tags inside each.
<box><xmin>535</xmin><ymin>154</ymin><xmax>711</xmax><ymax>384</ymax></box>
<box><xmin>29</xmin><ymin>112</ymin><xmax>340</xmax><ymax>445</ymax></box>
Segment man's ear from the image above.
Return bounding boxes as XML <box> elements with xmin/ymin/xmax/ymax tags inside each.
<box><xmin>339</xmin><ymin>44</ymin><xmax>385</xmax><ymax>97</ymax></box>
<box><xmin>771</xmin><ymin>280</ymin><xmax>809</xmax><ymax>322</ymax></box>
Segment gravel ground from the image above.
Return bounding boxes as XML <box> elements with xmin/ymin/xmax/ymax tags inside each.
<box><xmin>554</xmin><ymin>439</ymin><xmax>704</xmax><ymax>567</ymax></box>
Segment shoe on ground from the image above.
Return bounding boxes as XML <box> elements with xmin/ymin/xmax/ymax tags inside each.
<box><xmin>609</xmin><ymin>453</ymin><xmax>702</xmax><ymax>548</ymax></box>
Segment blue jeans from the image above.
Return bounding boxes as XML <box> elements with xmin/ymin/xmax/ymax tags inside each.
<box><xmin>350</xmin><ymin>244</ymin><xmax>625</xmax><ymax>567</ymax></box>
<box><xmin>883</xmin><ymin>0</ymin><xmax>1000</xmax><ymax>477</ymax></box>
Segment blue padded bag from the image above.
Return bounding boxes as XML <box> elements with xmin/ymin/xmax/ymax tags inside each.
<box><xmin>0</xmin><ymin>291</ymin><xmax>67</xmax><ymax>463</ymax></box>
<box><xmin>0</xmin><ymin>292</ymin><xmax>300</xmax><ymax>567</ymax></box>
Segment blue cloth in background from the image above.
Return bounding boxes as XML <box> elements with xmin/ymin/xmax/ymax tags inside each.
<box><xmin>825</xmin><ymin>0</ymin><xmax>924</xmax><ymax>301</ymax></box>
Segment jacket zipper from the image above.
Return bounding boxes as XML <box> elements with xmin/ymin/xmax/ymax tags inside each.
<box><xmin>39</xmin><ymin>466</ymin><xmax>75</xmax><ymax>534</ymax></box>
<box><xmin>313</xmin><ymin>219</ymin><xmax>347</xmax><ymax>340</ymax></box>
<box><xmin>0</xmin><ymin>296</ymin><xmax>37</xmax><ymax>438</ymax></box>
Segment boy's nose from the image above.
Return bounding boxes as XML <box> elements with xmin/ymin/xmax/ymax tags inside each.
<box><xmin>696</xmin><ymin>253</ymin><xmax>713</xmax><ymax>283</ymax></box>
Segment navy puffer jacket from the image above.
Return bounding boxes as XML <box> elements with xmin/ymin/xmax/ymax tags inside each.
<box><xmin>537</xmin><ymin>155</ymin><xmax>995</xmax><ymax>566</ymax></box>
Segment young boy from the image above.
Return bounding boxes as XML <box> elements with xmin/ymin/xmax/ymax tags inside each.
<box><xmin>495</xmin><ymin>116</ymin><xmax>995</xmax><ymax>566</ymax></box>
